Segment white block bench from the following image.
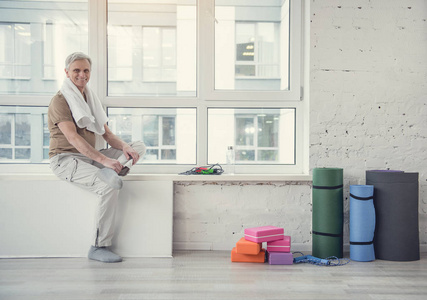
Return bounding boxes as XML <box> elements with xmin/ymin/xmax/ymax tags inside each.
<box><xmin>0</xmin><ymin>173</ymin><xmax>312</xmax><ymax>258</ymax></box>
<box><xmin>0</xmin><ymin>176</ymin><xmax>173</xmax><ymax>258</ymax></box>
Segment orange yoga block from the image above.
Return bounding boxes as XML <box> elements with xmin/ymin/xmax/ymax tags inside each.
<box><xmin>231</xmin><ymin>247</ymin><xmax>266</xmax><ymax>263</ymax></box>
<box><xmin>236</xmin><ymin>237</ymin><xmax>262</xmax><ymax>255</ymax></box>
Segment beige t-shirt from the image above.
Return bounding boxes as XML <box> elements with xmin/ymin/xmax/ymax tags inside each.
<box><xmin>48</xmin><ymin>91</ymin><xmax>96</xmax><ymax>158</ymax></box>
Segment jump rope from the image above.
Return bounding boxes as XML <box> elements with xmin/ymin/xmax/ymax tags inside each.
<box><xmin>292</xmin><ymin>252</ymin><xmax>351</xmax><ymax>266</ymax></box>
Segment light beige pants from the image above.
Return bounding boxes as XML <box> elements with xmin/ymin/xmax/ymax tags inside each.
<box><xmin>50</xmin><ymin>141</ymin><xmax>146</xmax><ymax>247</ymax></box>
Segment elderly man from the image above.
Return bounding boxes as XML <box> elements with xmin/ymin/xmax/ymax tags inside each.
<box><xmin>48</xmin><ymin>52</ymin><xmax>146</xmax><ymax>263</ymax></box>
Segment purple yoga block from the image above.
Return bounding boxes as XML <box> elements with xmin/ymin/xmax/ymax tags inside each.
<box><xmin>268</xmin><ymin>252</ymin><xmax>293</xmax><ymax>265</ymax></box>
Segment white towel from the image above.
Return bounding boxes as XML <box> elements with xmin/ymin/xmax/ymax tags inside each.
<box><xmin>60</xmin><ymin>78</ymin><xmax>108</xmax><ymax>135</ymax></box>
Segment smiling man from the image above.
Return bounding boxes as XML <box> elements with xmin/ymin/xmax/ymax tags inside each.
<box><xmin>48</xmin><ymin>52</ymin><xmax>146</xmax><ymax>263</ymax></box>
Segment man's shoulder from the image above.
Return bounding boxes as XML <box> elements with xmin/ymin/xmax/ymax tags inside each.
<box><xmin>49</xmin><ymin>91</ymin><xmax>71</xmax><ymax>116</ymax></box>
<box><xmin>49</xmin><ymin>91</ymin><xmax>69</xmax><ymax>108</ymax></box>
<box><xmin>50</xmin><ymin>91</ymin><xmax>66</xmax><ymax>103</ymax></box>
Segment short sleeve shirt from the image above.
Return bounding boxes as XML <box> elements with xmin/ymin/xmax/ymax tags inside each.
<box><xmin>48</xmin><ymin>91</ymin><xmax>96</xmax><ymax>158</ymax></box>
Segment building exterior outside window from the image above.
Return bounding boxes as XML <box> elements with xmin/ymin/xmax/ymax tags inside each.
<box><xmin>0</xmin><ymin>106</ymin><xmax>48</xmax><ymax>162</ymax></box>
<box><xmin>0</xmin><ymin>22</ymin><xmax>31</xmax><ymax>79</ymax></box>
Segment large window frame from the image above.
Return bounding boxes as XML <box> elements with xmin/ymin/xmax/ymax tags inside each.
<box><xmin>0</xmin><ymin>0</ymin><xmax>309</xmax><ymax>175</ymax></box>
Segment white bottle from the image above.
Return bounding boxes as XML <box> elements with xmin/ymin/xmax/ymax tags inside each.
<box><xmin>226</xmin><ymin>146</ymin><xmax>235</xmax><ymax>174</ymax></box>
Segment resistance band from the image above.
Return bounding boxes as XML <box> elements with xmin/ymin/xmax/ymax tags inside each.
<box><xmin>312</xmin><ymin>168</ymin><xmax>343</xmax><ymax>259</ymax></box>
<box><xmin>179</xmin><ymin>164</ymin><xmax>224</xmax><ymax>175</ymax></box>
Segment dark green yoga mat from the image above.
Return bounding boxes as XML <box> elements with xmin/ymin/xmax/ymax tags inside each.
<box><xmin>312</xmin><ymin>168</ymin><xmax>343</xmax><ymax>258</ymax></box>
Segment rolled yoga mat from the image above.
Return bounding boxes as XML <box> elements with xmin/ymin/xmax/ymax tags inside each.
<box><xmin>312</xmin><ymin>168</ymin><xmax>343</xmax><ymax>258</ymax></box>
<box><xmin>349</xmin><ymin>185</ymin><xmax>375</xmax><ymax>262</ymax></box>
<box><xmin>366</xmin><ymin>170</ymin><xmax>419</xmax><ymax>261</ymax></box>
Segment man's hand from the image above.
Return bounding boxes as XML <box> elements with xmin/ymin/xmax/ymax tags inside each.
<box><xmin>102</xmin><ymin>124</ymin><xmax>140</xmax><ymax>165</ymax></box>
<box><xmin>102</xmin><ymin>157</ymin><xmax>124</xmax><ymax>174</ymax></box>
<box><xmin>122</xmin><ymin>144</ymin><xmax>140</xmax><ymax>165</ymax></box>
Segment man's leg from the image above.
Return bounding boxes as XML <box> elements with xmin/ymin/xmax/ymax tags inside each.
<box><xmin>88</xmin><ymin>188</ymin><xmax>122</xmax><ymax>263</ymax></box>
<box><xmin>50</xmin><ymin>153</ymin><xmax>123</xmax><ymax>262</ymax></box>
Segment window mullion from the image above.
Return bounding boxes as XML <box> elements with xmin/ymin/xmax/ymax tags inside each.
<box><xmin>89</xmin><ymin>0</ymin><xmax>107</xmax><ymax>101</ymax></box>
<box><xmin>197</xmin><ymin>0</ymin><xmax>214</xmax><ymax>166</ymax></box>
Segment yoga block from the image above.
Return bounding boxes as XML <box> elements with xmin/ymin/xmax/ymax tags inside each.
<box><xmin>231</xmin><ymin>247</ymin><xmax>266</xmax><ymax>263</ymax></box>
<box><xmin>267</xmin><ymin>236</ymin><xmax>291</xmax><ymax>253</ymax></box>
<box><xmin>268</xmin><ymin>252</ymin><xmax>293</xmax><ymax>265</ymax></box>
<box><xmin>236</xmin><ymin>237</ymin><xmax>261</xmax><ymax>255</ymax></box>
<box><xmin>244</xmin><ymin>226</ymin><xmax>284</xmax><ymax>243</ymax></box>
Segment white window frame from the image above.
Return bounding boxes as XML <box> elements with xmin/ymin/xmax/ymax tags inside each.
<box><xmin>0</xmin><ymin>0</ymin><xmax>309</xmax><ymax>175</ymax></box>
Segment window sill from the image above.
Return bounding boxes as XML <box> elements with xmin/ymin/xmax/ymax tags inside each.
<box><xmin>0</xmin><ymin>173</ymin><xmax>312</xmax><ymax>182</ymax></box>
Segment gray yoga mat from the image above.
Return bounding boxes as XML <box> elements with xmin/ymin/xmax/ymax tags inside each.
<box><xmin>366</xmin><ymin>170</ymin><xmax>419</xmax><ymax>261</ymax></box>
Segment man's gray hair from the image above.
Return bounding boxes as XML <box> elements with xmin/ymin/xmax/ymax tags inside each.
<box><xmin>65</xmin><ymin>52</ymin><xmax>92</xmax><ymax>70</ymax></box>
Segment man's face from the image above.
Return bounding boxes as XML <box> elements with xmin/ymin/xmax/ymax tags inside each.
<box><xmin>65</xmin><ymin>59</ymin><xmax>91</xmax><ymax>93</ymax></box>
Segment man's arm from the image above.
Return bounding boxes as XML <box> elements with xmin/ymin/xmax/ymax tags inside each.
<box><xmin>102</xmin><ymin>124</ymin><xmax>140</xmax><ymax>165</ymax></box>
<box><xmin>57</xmin><ymin>121</ymin><xmax>123</xmax><ymax>173</ymax></box>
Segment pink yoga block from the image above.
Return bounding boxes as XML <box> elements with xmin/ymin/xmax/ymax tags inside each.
<box><xmin>268</xmin><ymin>252</ymin><xmax>293</xmax><ymax>265</ymax></box>
<box><xmin>244</xmin><ymin>226</ymin><xmax>284</xmax><ymax>243</ymax></box>
<box><xmin>267</xmin><ymin>236</ymin><xmax>291</xmax><ymax>253</ymax></box>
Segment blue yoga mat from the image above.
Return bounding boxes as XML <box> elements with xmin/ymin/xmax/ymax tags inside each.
<box><xmin>350</xmin><ymin>185</ymin><xmax>375</xmax><ymax>262</ymax></box>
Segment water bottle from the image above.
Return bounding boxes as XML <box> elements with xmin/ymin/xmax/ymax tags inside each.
<box><xmin>226</xmin><ymin>146</ymin><xmax>235</xmax><ymax>174</ymax></box>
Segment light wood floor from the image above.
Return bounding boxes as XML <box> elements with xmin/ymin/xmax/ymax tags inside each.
<box><xmin>1</xmin><ymin>251</ymin><xmax>426</xmax><ymax>300</ymax></box>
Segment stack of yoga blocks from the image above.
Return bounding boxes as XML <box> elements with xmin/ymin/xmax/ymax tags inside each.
<box><xmin>231</xmin><ymin>226</ymin><xmax>292</xmax><ymax>265</ymax></box>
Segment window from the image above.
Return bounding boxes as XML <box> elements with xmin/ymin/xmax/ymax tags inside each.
<box><xmin>142</xmin><ymin>27</ymin><xmax>177</xmax><ymax>82</ymax></box>
<box><xmin>107</xmin><ymin>1</ymin><xmax>195</xmax><ymax>96</ymax></box>
<box><xmin>0</xmin><ymin>0</ymin><xmax>88</xmax><ymax>95</ymax></box>
<box><xmin>208</xmin><ymin>108</ymin><xmax>295</xmax><ymax>165</ymax></box>
<box><xmin>0</xmin><ymin>22</ymin><xmax>31</xmax><ymax>79</ymax></box>
<box><xmin>0</xmin><ymin>106</ymin><xmax>48</xmax><ymax>163</ymax></box>
<box><xmin>0</xmin><ymin>0</ymin><xmax>307</xmax><ymax>175</ymax></box>
<box><xmin>235</xmin><ymin>22</ymin><xmax>280</xmax><ymax>81</ymax></box>
<box><xmin>214</xmin><ymin>0</ymin><xmax>291</xmax><ymax>92</ymax></box>
<box><xmin>107</xmin><ymin>108</ymin><xmax>197</xmax><ymax>164</ymax></box>
<box><xmin>108</xmin><ymin>25</ymin><xmax>133</xmax><ymax>82</ymax></box>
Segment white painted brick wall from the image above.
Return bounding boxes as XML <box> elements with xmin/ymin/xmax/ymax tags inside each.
<box><xmin>310</xmin><ymin>0</ymin><xmax>427</xmax><ymax>245</ymax></box>
<box><xmin>173</xmin><ymin>182</ymin><xmax>312</xmax><ymax>251</ymax></box>
<box><xmin>172</xmin><ymin>0</ymin><xmax>427</xmax><ymax>251</ymax></box>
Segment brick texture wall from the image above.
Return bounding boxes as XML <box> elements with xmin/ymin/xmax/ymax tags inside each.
<box><xmin>310</xmin><ymin>0</ymin><xmax>427</xmax><ymax>245</ymax></box>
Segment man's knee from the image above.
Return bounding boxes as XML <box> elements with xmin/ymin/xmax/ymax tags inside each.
<box><xmin>130</xmin><ymin>141</ymin><xmax>146</xmax><ymax>157</ymax></box>
<box><xmin>92</xmin><ymin>177</ymin><xmax>116</xmax><ymax>196</ymax></box>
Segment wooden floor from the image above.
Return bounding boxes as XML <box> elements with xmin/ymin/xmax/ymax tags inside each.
<box><xmin>1</xmin><ymin>251</ymin><xmax>426</xmax><ymax>300</ymax></box>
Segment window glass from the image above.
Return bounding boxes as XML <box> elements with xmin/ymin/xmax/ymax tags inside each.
<box><xmin>0</xmin><ymin>106</ymin><xmax>48</xmax><ymax>163</ymax></box>
<box><xmin>208</xmin><ymin>108</ymin><xmax>295</xmax><ymax>165</ymax></box>
<box><xmin>107</xmin><ymin>108</ymin><xmax>196</xmax><ymax>164</ymax></box>
<box><xmin>0</xmin><ymin>0</ymin><xmax>88</xmax><ymax>95</ymax></box>
<box><xmin>215</xmin><ymin>0</ymin><xmax>289</xmax><ymax>91</ymax></box>
<box><xmin>107</xmin><ymin>0</ymin><xmax>196</xmax><ymax>96</ymax></box>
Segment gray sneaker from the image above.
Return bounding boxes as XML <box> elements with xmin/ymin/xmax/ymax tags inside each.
<box><xmin>88</xmin><ymin>246</ymin><xmax>122</xmax><ymax>263</ymax></box>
